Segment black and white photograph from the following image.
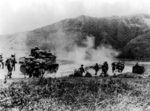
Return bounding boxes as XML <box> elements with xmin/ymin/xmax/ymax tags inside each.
<box><xmin>1</xmin><ymin>0</ymin><xmax>150</xmax><ymax>110</ymax></box>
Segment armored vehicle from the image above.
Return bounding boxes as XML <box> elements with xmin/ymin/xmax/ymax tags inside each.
<box><xmin>19</xmin><ymin>47</ymin><xmax>59</xmax><ymax>77</ymax></box>
<box><xmin>132</xmin><ymin>63</ymin><xmax>145</xmax><ymax>74</ymax></box>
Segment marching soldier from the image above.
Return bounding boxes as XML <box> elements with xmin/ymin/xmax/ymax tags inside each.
<box><xmin>0</xmin><ymin>55</ymin><xmax>4</xmax><ymax>69</ymax></box>
<box><xmin>11</xmin><ymin>54</ymin><xmax>17</xmax><ymax>71</ymax></box>
<box><xmin>94</xmin><ymin>63</ymin><xmax>99</xmax><ymax>75</ymax></box>
<box><xmin>78</xmin><ymin>64</ymin><xmax>85</xmax><ymax>76</ymax></box>
<box><xmin>112</xmin><ymin>62</ymin><xmax>116</xmax><ymax>73</ymax></box>
<box><xmin>5</xmin><ymin>58</ymin><xmax>13</xmax><ymax>79</ymax></box>
<box><xmin>101</xmin><ymin>61</ymin><xmax>109</xmax><ymax>76</ymax></box>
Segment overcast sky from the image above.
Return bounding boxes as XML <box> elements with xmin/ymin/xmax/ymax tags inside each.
<box><xmin>0</xmin><ymin>0</ymin><xmax>150</xmax><ymax>35</ymax></box>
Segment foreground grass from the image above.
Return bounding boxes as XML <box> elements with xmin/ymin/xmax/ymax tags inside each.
<box><xmin>1</xmin><ymin>77</ymin><xmax>150</xmax><ymax>111</ymax></box>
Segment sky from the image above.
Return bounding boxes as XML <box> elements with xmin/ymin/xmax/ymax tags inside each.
<box><xmin>0</xmin><ymin>0</ymin><xmax>150</xmax><ymax>35</ymax></box>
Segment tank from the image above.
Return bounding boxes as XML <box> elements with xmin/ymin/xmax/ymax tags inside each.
<box><xmin>19</xmin><ymin>47</ymin><xmax>59</xmax><ymax>77</ymax></box>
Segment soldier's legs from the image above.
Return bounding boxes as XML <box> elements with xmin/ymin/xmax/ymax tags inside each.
<box><xmin>7</xmin><ymin>71</ymin><xmax>12</xmax><ymax>78</ymax></box>
<box><xmin>10</xmin><ymin>72</ymin><xmax>12</xmax><ymax>78</ymax></box>
<box><xmin>101</xmin><ymin>69</ymin><xmax>104</xmax><ymax>77</ymax></box>
<box><xmin>112</xmin><ymin>67</ymin><xmax>115</xmax><ymax>73</ymax></box>
<box><xmin>104</xmin><ymin>69</ymin><xmax>108</xmax><ymax>77</ymax></box>
<box><xmin>120</xmin><ymin>67</ymin><xmax>123</xmax><ymax>72</ymax></box>
<box><xmin>80</xmin><ymin>71</ymin><xmax>83</xmax><ymax>77</ymax></box>
<box><xmin>95</xmin><ymin>70</ymin><xmax>97</xmax><ymax>75</ymax></box>
<box><xmin>101</xmin><ymin>69</ymin><xmax>103</xmax><ymax>76</ymax></box>
<box><xmin>103</xmin><ymin>70</ymin><xmax>106</xmax><ymax>76</ymax></box>
<box><xmin>13</xmin><ymin>65</ymin><xmax>15</xmax><ymax>71</ymax></box>
<box><xmin>2</xmin><ymin>62</ymin><xmax>4</xmax><ymax>69</ymax></box>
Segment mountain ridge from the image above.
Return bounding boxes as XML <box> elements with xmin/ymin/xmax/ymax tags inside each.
<box><xmin>1</xmin><ymin>13</ymin><xmax>150</xmax><ymax>60</ymax></box>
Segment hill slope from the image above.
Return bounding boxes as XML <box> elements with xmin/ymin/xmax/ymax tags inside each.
<box><xmin>1</xmin><ymin>14</ymin><xmax>150</xmax><ymax>60</ymax></box>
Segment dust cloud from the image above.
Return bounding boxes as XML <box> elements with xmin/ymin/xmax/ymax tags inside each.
<box><xmin>56</xmin><ymin>35</ymin><xmax>119</xmax><ymax>66</ymax></box>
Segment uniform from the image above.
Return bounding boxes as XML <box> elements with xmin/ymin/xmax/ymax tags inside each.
<box><xmin>101</xmin><ymin>62</ymin><xmax>108</xmax><ymax>76</ymax></box>
<box><xmin>94</xmin><ymin>63</ymin><xmax>99</xmax><ymax>75</ymax></box>
<box><xmin>78</xmin><ymin>65</ymin><xmax>85</xmax><ymax>76</ymax></box>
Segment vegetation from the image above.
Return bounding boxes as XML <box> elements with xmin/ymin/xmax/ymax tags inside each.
<box><xmin>1</xmin><ymin>77</ymin><xmax>150</xmax><ymax>111</ymax></box>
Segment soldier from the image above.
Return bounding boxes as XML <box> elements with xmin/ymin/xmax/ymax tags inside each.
<box><xmin>119</xmin><ymin>61</ymin><xmax>125</xmax><ymax>73</ymax></box>
<box><xmin>112</xmin><ymin>62</ymin><xmax>116</xmax><ymax>73</ymax></box>
<box><xmin>117</xmin><ymin>61</ymin><xmax>122</xmax><ymax>72</ymax></box>
<box><xmin>11</xmin><ymin>54</ymin><xmax>17</xmax><ymax>71</ymax></box>
<box><xmin>0</xmin><ymin>55</ymin><xmax>4</xmax><ymax>69</ymax></box>
<box><xmin>94</xmin><ymin>63</ymin><xmax>99</xmax><ymax>75</ymax></box>
<box><xmin>101</xmin><ymin>61</ymin><xmax>109</xmax><ymax>76</ymax></box>
<box><xmin>5</xmin><ymin>58</ymin><xmax>13</xmax><ymax>78</ymax></box>
<box><xmin>78</xmin><ymin>64</ymin><xmax>85</xmax><ymax>76</ymax></box>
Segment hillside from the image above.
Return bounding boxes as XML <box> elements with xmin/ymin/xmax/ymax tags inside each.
<box><xmin>120</xmin><ymin>31</ymin><xmax>150</xmax><ymax>59</ymax></box>
<box><xmin>1</xmin><ymin>14</ymin><xmax>150</xmax><ymax>60</ymax></box>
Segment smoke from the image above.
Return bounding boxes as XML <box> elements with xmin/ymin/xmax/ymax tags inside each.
<box><xmin>39</xmin><ymin>27</ymin><xmax>120</xmax><ymax>66</ymax></box>
<box><xmin>65</xmin><ymin>36</ymin><xmax>119</xmax><ymax>66</ymax></box>
<box><xmin>39</xmin><ymin>29</ymin><xmax>78</xmax><ymax>56</ymax></box>
<box><xmin>49</xmin><ymin>34</ymin><xmax>120</xmax><ymax>77</ymax></box>
<box><xmin>48</xmin><ymin>29</ymin><xmax>120</xmax><ymax>66</ymax></box>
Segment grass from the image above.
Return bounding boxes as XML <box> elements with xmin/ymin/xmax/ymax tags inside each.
<box><xmin>0</xmin><ymin>77</ymin><xmax>150</xmax><ymax>111</ymax></box>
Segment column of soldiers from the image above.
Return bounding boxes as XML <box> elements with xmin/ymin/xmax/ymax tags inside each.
<box><xmin>71</xmin><ymin>61</ymin><xmax>109</xmax><ymax>77</ymax></box>
<box><xmin>71</xmin><ymin>61</ymin><xmax>128</xmax><ymax>77</ymax></box>
<box><xmin>74</xmin><ymin>61</ymin><xmax>145</xmax><ymax>77</ymax></box>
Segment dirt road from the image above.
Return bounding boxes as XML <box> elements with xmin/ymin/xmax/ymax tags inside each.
<box><xmin>0</xmin><ymin>62</ymin><xmax>134</xmax><ymax>80</ymax></box>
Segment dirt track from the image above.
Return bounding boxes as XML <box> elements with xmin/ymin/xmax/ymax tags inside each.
<box><xmin>1</xmin><ymin>60</ymin><xmax>150</xmax><ymax>81</ymax></box>
<box><xmin>0</xmin><ymin>62</ymin><xmax>133</xmax><ymax>79</ymax></box>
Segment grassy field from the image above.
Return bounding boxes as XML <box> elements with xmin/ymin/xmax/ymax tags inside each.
<box><xmin>1</xmin><ymin>77</ymin><xmax>150</xmax><ymax>111</ymax></box>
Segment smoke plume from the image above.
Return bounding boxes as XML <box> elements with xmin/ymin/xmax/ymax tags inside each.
<box><xmin>65</xmin><ymin>36</ymin><xmax>119</xmax><ymax>66</ymax></box>
<box><xmin>46</xmin><ymin>29</ymin><xmax>120</xmax><ymax>66</ymax></box>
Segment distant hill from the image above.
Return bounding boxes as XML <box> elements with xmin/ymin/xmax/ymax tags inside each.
<box><xmin>1</xmin><ymin>14</ymin><xmax>150</xmax><ymax>60</ymax></box>
<box><xmin>120</xmin><ymin>31</ymin><xmax>150</xmax><ymax>59</ymax></box>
